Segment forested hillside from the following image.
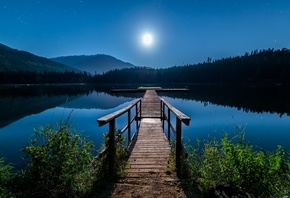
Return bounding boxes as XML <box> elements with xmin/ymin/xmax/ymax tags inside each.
<box><xmin>1</xmin><ymin>48</ymin><xmax>290</xmax><ymax>85</ymax></box>
<box><xmin>94</xmin><ymin>48</ymin><xmax>290</xmax><ymax>85</ymax></box>
<box><xmin>0</xmin><ymin>43</ymin><xmax>80</xmax><ymax>73</ymax></box>
<box><xmin>0</xmin><ymin>71</ymin><xmax>91</xmax><ymax>84</ymax></box>
<box><xmin>51</xmin><ymin>54</ymin><xmax>135</xmax><ymax>74</ymax></box>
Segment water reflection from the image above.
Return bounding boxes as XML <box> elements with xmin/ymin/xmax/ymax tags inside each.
<box><xmin>0</xmin><ymin>85</ymin><xmax>136</xmax><ymax>167</ymax></box>
<box><xmin>0</xmin><ymin>85</ymin><xmax>134</xmax><ymax>128</ymax></box>
<box><xmin>108</xmin><ymin>84</ymin><xmax>290</xmax><ymax>151</ymax></box>
<box><xmin>162</xmin><ymin>96</ymin><xmax>290</xmax><ymax>152</ymax></box>
<box><xmin>109</xmin><ymin>84</ymin><xmax>290</xmax><ymax>116</ymax></box>
<box><xmin>0</xmin><ymin>84</ymin><xmax>290</xmax><ymax>167</ymax></box>
<box><xmin>158</xmin><ymin>84</ymin><xmax>290</xmax><ymax>116</ymax></box>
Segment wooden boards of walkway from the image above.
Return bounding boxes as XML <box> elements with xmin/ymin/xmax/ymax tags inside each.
<box><xmin>126</xmin><ymin>118</ymin><xmax>171</xmax><ymax>179</ymax></box>
<box><xmin>127</xmin><ymin>90</ymin><xmax>170</xmax><ymax>179</ymax></box>
<box><xmin>141</xmin><ymin>89</ymin><xmax>161</xmax><ymax>118</ymax></box>
<box><xmin>109</xmin><ymin>90</ymin><xmax>187</xmax><ymax>197</ymax></box>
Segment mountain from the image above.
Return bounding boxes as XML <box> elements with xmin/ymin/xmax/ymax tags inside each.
<box><xmin>0</xmin><ymin>43</ymin><xmax>80</xmax><ymax>73</ymax></box>
<box><xmin>51</xmin><ymin>54</ymin><xmax>135</xmax><ymax>74</ymax></box>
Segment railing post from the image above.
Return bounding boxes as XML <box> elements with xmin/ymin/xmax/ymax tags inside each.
<box><xmin>136</xmin><ymin>102</ymin><xmax>139</xmax><ymax>129</ymax></box>
<box><xmin>162</xmin><ymin>102</ymin><xmax>165</xmax><ymax>129</ymax></box>
<box><xmin>160</xmin><ymin>100</ymin><xmax>163</xmax><ymax>121</ymax></box>
<box><xmin>108</xmin><ymin>119</ymin><xmax>116</xmax><ymax>174</ymax></box>
<box><xmin>139</xmin><ymin>100</ymin><xmax>142</xmax><ymax>120</ymax></box>
<box><xmin>128</xmin><ymin>109</ymin><xmax>131</xmax><ymax>145</ymax></box>
<box><xmin>176</xmin><ymin>118</ymin><xmax>182</xmax><ymax>177</ymax></box>
<box><xmin>168</xmin><ymin>107</ymin><xmax>170</xmax><ymax>141</ymax></box>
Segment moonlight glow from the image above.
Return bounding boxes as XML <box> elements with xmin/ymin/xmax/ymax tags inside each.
<box><xmin>142</xmin><ymin>33</ymin><xmax>153</xmax><ymax>46</ymax></box>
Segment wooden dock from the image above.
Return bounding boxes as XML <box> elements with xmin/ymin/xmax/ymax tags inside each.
<box><xmin>111</xmin><ymin>90</ymin><xmax>187</xmax><ymax>197</ymax></box>
<box><xmin>97</xmin><ymin>89</ymin><xmax>191</xmax><ymax>197</ymax></box>
<box><xmin>126</xmin><ymin>90</ymin><xmax>170</xmax><ymax>179</ymax></box>
<box><xmin>111</xmin><ymin>86</ymin><xmax>190</xmax><ymax>93</ymax></box>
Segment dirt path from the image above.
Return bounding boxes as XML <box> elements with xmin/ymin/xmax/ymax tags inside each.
<box><xmin>109</xmin><ymin>176</ymin><xmax>187</xmax><ymax>198</ymax></box>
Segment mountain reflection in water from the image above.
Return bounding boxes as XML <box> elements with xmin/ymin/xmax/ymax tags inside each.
<box><xmin>0</xmin><ymin>84</ymin><xmax>289</xmax><ymax>167</ymax></box>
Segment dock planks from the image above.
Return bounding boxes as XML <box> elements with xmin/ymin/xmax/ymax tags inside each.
<box><xmin>126</xmin><ymin>118</ymin><xmax>170</xmax><ymax>178</ymax></box>
<box><xmin>109</xmin><ymin>90</ymin><xmax>187</xmax><ymax>197</ymax></box>
<box><xmin>126</xmin><ymin>90</ymin><xmax>170</xmax><ymax>179</ymax></box>
<box><xmin>141</xmin><ymin>90</ymin><xmax>161</xmax><ymax>118</ymax></box>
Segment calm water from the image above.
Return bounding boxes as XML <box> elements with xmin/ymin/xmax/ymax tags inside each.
<box><xmin>0</xmin><ymin>85</ymin><xmax>290</xmax><ymax>168</ymax></box>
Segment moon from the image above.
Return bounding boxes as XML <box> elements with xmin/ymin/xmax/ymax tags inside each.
<box><xmin>142</xmin><ymin>33</ymin><xmax>153</xmax><ymax>46</ymax></box>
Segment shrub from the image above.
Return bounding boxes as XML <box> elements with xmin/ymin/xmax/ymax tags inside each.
<box><xmin>0</xmin><ymin>157</ymin><xmax>13</xmax><ymax>197</ymax></box>
<box><xmin>17</xmin><ymin>123</ymin><xmax>96</xmax><ymax>198</ymax></box>
<box><xmin>189</xmin><ymin>133</ymin><xmax>290</xmax><ymax>197</ymax></box>
<box><xmin>1</xmin><ymin>122</ymin><xmax>128</xmax><ymax>197</ymax></box>
<box><xmin>97</xmin><ymin>132</ymin><xmax>128</xmax><ymax>180</ymax></box>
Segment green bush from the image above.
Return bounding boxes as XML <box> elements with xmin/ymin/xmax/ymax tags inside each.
<box><xmin>0</xmin><ymin>157</ymin><xmax>13</xmax><ymax>197</ymax></box>
<box><xmin>189</xmin><ymin>133</ymin><xmax>290</xmax><ymax>197</ymax></box>
<box><xmin>0</xmin><ymin>121</ymin><xmax>129</xmax><ymax>197</ymax></box>
<box><xmin>16</xmin><ymin>123</ymin><xmax>96</xmax><ymax>198</ymax></box>
<box><xmin>99</xmin><ymin>132</ymin><xmax>128</xmax><ymax>179</ymax></box>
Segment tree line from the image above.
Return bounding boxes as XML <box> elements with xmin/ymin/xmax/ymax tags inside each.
<box><xmin>0</xmin><ymin>70</ymin><xmax>92</xmax><ymax>84</ymax></box>
<box><xmin>1</xmin><ymin>48</ymin><xmax>290</xmax><ymax>85</ymax></box>
<box><xmin>95</xmin><ymin>48</ymin><xmax>290</xmax><ymax>85</ymax></box>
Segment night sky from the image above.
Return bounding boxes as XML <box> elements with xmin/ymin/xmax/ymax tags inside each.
<box><xmin>1</xmin><ymin>0</ymin><xmax>289</xmax><ymax>68</ymax></box>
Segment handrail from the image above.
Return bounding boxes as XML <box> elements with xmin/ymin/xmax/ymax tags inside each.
<box><xmin>164</xmin><ymin>115</ymin><xmax>188</xmax><ymax>156</ymax></box>
<box><xmin>160</xmin><ymin>98</ymin><xmax>191</xmax><ymax>177</ymax></box>
<box><xmin>160</xmin><ymin>98</ymin><xmax>190</xmax><ymax>126</ymax></box>
<box><xmin>96</xmin><ymin>98</ymin><xmax>142</xmax><ymax>170</ymax></box>
<box><xmin>97</xmin><ymin>96</ymin><xmax>190</xmax><ymax>177</ymax></box>
<box><xmin>98</xmin><ymin>98</ymin><xmax>142</xmax><ymax>127</ymax></box>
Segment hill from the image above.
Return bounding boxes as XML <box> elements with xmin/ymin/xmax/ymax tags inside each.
<box><xmin>0</xmin><ymin>43</ymin><xmax>80</xmax><ymax>73</ymax></box>
<box><xmin>51</xmin><ymin>54</ymin><xmax>135</xmax><ymax>74</ymax></box>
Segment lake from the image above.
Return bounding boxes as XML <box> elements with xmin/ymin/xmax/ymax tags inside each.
<box><xmin>0</xmin><ymin>84</ymin><xmax>290</xmax><ymax>169</ymax></box>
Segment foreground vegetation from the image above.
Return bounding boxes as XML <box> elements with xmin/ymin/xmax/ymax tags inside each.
<box><xmin>181</xmin><ymin>131</ymin><xmax>290</xmax><ymax>197</ymax></box>
<box><xmin>1</xmin><ymin>123</ymin><xmax>290</xmax><ymax>197</ymax></box>
<box><xmin>0</xmin><ymin>123</ymin><xmax>127</xmax><ymax>198</ymax></box>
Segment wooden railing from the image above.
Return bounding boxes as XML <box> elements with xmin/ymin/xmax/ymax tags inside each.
<box><xmin>97</xmin><ymin>97</ymin><xmax>190</xmax><ymax>177</ymax></box>
<box><xmin>160</xmin><ymin>98</ymin><xmax>191</xmax><ymax>176</ymax></box>
<box><xmin>97</xmin><ymin>98</ymin><xmax>142</xmax><ymax>166</ymax></box>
